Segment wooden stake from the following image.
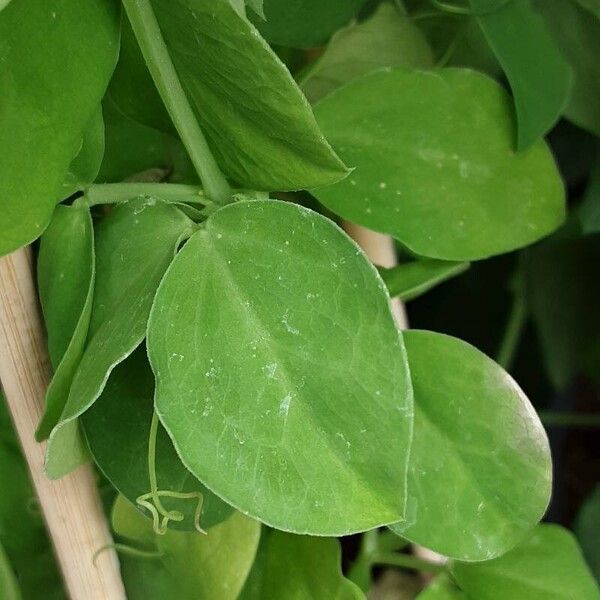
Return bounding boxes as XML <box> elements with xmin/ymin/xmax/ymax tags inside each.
<box><xmin>0</xmin><ymin>247</ymin><xmax>126</xmax><ymax>600</ymax></box>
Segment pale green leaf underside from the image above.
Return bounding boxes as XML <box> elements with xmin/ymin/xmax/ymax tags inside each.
<box><xmin>148</xmin><ymin>199</ymin><xmax>413</xmax><ymax>535</ymax></box>
<box><xmin>113</xmin><ymin>497</ymin><xmax>260</xmax><ymax>600</ymax></box>
<box><xmin>313</xmin><ymin>68</ymin><xmax>565</xmax><ymax>261</ymax></box>
<box><xmin>240</xmin><ymin>530</ymin><xmax>363</xmax><ymax>599</ymax></box>
<box><xmin>83</xmin><ymin>348</ymin><xmax>233</xmax><ymax>532</ymax></box>
<box><xmin>37</xmin><ymin>203</ymin><xmax>95</xmax><ymax>441</ymax></box>
<box><xmin>300</xmin><ymin>3</ymin><xmax>433</xmax><ymax>104</ymax></box>
<box><xmin>150</xmin><ymin>0</ymin><xmax>347</xmax><ymax>190</ymax></box>
<box><xmin>45</xmin><ymin>199</ymin><xmax>193</xmax><ymax>479</ymax></box>
<box><xmin>391</xmin><ymin>330</ymin><xmax>551</xmax><ymax>561</ymax></box>
<box><xmin>452</xmin><ymin>524</ymin><xmax>600</xmax><ymax>599</ymax></box>
<box><xmin>0</xmin><ymin>0</ymin><xmax>119</xmax><ymax>257</ymax></box>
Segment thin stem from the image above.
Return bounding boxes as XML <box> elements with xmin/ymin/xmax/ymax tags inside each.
<box><xmin>540</xmin><ymin>412</ymin><xmax>600</xmax><ymax>428</ymax></box>
<box><xmin>122</xmin><ymin>0</ymin><xmax>231</xmax><ymax>205</ymax></box>
<box><xmin>372</xmin><ymin>552</ymin><xmax>447</xmax><ymax>574</ymax></box>
<box><xmin>496</xmin><ymin>285</ymin><xmax>527</xmax><ymax>371</ymax></box>
<box><xmin>84</xmin><ymin>183</ymin><xmax>210</xmax><ymax>206</ymax></box>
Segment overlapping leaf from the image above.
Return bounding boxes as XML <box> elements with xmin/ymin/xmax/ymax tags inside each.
<box><xmin>391</xmin><ymin>330</ymin><xmax>551</xmax><ymax>560</ymax></box>
<box><xmin>313</xmin><ymin>68</ymin><xmax>565</xmax><ymax>260</ymax></box>
<box><xmin>451</xmin><ymin>525</ymin><xmax>600</xmax><ymax>599</ymax></box>
<box><xmin>0</xmin><ymin>0</ymin><xmax>119</xmax><ymax>256</ymax></box>
<box><xmin>240</xmin><ymin>529</ymin><xmax>363</xmax><ymax>599</ymax></box>
<box><xmin>148</xmin><ymin>199</ymin><xmax>413</xmax><ymax>535</ymax></box>
<box><xmin>46</xmin><ymin>198</ymin><xmax>193</xmax><ymax>479</ymax></box>
<box><xmin>469</xmin><ymin>0</ymin><xmax>572</xmax><ymax>149</ymax></box>
<box><xmin>113</xmin><ymin>496</ymin><xmax>260</xmax><ymax>600</ymax></box>
<box><xmin>82</xmin><ymin>348</ymin><xmax>233</xmax><ymax>532</ymax></box>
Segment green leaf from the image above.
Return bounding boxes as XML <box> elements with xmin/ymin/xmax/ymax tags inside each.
<box><xmin>313</xmin><ymin>68</ymin><xmax>565</xmax><ymax>261</ymax></box>
<box><xmin>574</xmin><ymin>0</ymin><xmax>600</xmax><ymax>17</ymax></box>
<box><xmin>391</xmin><ymin>330</ymin><xmax>551</xmax><ymax>561</ymax></box>
<box><xmin>0</xmin><ymin>396</ymin><xmax>65</xmax><ymax>599</ymax></box>
<box><xmin>579</xmin><ymin>156</ymin><xmax>600</xmax><ymax>235</ymax></box>
<box><xmin>416</xmin><ymin>575</ymin><xmax>467</xmax><ymax>600</ymax></box>
<box><xmin>147</xmin><ymin>199</ymin><xmax>413</xmax><ymax>535</ymax></box>
<box><xmin>0</xmin><ymin>541</ymin><xmax>21</xmax><ymax>600</ymax></box>
<box><xmin>107</xmin><ymin>16</ymin><xmax>173</xmax><ymax>134</ymax></box>
<box><xmin>250</xmin><ymin>0</ymin><xmax>365</xmax><ymax>48</ymax></box>
<box><xmin>82</xmin><ymin>348</ymin><xmax>234</xmax><ymax>532</ymax></box>
<box><xmin>575</xmin><ymin>486</ymin><xmax>600</xmax><ymax>582</ymax></box>
<box><xmin>128</xmin><ymin>0</ymin><xmax>348</xmax><ymax>191</ymax></box>
<box><xmin>452</xmin><ymin>524</ymin><xmax>600</xmax><ymax>599</ymax></box>
<box><xmin>45</xmin><ymin>198</ymin><xmax>193</xmax><ymax>479</ymax></box>
<box><xmin>0</xmin><ymin>0</ymin><xmax>120</xmax><ymax>256</ymax></box>
<box><xmin>240</xmin><ymin>529</ymin><xmax>364</xmax><ymax>599</ymax></box>
<box><xmin>36</xmin><ymin>203</ymin><xmax>95</xmax><ymax>441</ymax></box>
<box><xmin>62</xmin><ymin>108</ymin><xmax>106</xmax><ymax>197</ymax></box>
<box><xmin>524</xmin><ymin>232</ymin><xmax>600</xmax><ymax>390</ymax></box>
<box><xmin>535</xmin><ymin>0</ymin><xmax>600</xmax><ymax>137</ymax></box>
<box><xmin>379</xmin><ymin>260</ymin><xmax>469</xmax><ymax>302</ymax></box>
<box><xmin>300</xmin><ymin>3</ymin><xmax>433</xmax><ymax>104</ymax></box>
<box><xmin>469</xmin><ymin>0</ymin><xmax>572</xmax><ymax>150</ymax></box>
<box><xmin>113</xmin><ymin>496</ymin><xmax>260</xmax><ymax>600</ymax></box>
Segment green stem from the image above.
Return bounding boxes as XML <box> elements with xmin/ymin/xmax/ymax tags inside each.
<box><xmin>540</xmin><ymin>412</ymin><xmax>600</xmax><ymax>428</ymax></box>
<box><xmin>372</xmin><ymin>552</ymin><xmax>447</xmax><ymax>574</ymax></box>
<box><xmin>122</xmin><ymin>0</ymin><xmax>231</xmax><ymax>205</ymax></box>
<box><xmin>84</xmin><ymin>183</ymin><xmax>209</xmax><ymax>206</ymax></box>
<box><xmin>496</xmin><ymin>287</ymin><xmax>527</xmax><ymax>371</ymax></box>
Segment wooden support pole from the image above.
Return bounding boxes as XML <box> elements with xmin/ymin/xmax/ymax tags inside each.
<box><xmin>0</xmin><ymin>247</ymin><xmax>126</xmax><ymax>600</ymax></box>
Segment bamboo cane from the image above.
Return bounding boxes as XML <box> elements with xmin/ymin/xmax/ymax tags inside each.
<box><xmin>0</xmin><ymin>247</ymin><xmax>126</xmax><ymax>600</ymax></box>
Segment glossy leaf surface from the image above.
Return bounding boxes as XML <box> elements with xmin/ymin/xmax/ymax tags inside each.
<box><xmin>300</xmin><ymin>3</ymin><xmax>433</xmax><ymax>104</ymax></box>
<box><xmin>452</xmin><ymin>524</ymin><xmax>600</xmax><ymax>599</ymax></box>
<box><xmin>391</xmin><ymin>330</ymin><xmax>551</xmax><ymax>560</ymax></box>
<box><xmin>251</xmin><ymin>0</ymin><xmax>365</xmax><ymax>49</ymax></box>
<box><xmin>379</xmin><ymin>260</ymin><xmax>469</xmax><ymax>302</ymax></box>
<box><xmin>46</xmin><ymin>199</ymin><xmax>193</xmax><ymax>479</ymax></box>
<box><xmin>146</xmin><ymin>0</ymin><xmax>347</xmax><ymax>190</ymax></box>
<box><xmin>313</xmin><ymin>68</ymin><xmax>565</xmax><ymax>260</ymax></box>
<box><xmin>416</xmin><ymin>575</ymin><xmax>467</xmax><ymax>600</ymax></box>
<box><xmin>37</xmin><ymin>203</ymin><xmax>95</xmax><ymax>440</ymax></box>
<box><xmin>83</xmin><ymin>349</ymin><xmax>233</xmax><ymax>531</ymax></box>
<box><xmin>0</xmin><ymin>0</ymin><xmax>119</xmax><ymax>256</ymax></box>
<box><xmin>470</xmin><ymin>0</ymin><xmax>572</xmax><ymax>149</ymax></box>
<box><xmin>148</xmin><ymin>200</ymin><xmax>413</xmax><ymax>535</ymax></box>
<box><xmin>240</xmin><ymin>529</ymin><xmax>363</xmax><ymax>599</ymax></box>
<box><xmin>113</xmin><ymin>496</ymin><xmax>260</xmax><ymax>600</ymax></box>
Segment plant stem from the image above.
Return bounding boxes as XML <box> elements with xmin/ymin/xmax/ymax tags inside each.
<box><xmin>373</xmin><ymin>552</ymin><xmax>447</xmax><ymax>574</ymax></box>
<box><xmin>540</xmin><ymin>411</ymin><xmax>600</xmax><ymax>428</ymax></box>
<box><xmin>122</xmin><ymin>0</ymin><xmax>231</xmax><ymax>205</ymax></box>
<box><xmin>84</xmin><ymin>183</ymin><xmax>209</xmax><ymax>206</ymax></box>
<box><xmin>496</xmin><ymin>286</ymin><xmax>527</xmax><ymax>371</ymax></box>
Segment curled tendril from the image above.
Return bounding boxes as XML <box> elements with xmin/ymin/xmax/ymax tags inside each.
<box><xmin>430</xmin><ymin>0</ymin><xmax>513</xmax><ymax>17</ymax></box>
<box><xmin>136</xmin><ymin>411</ymin><xmax>207</xmax><ymax>535</ymax></box>
<box><xmin>93</xmin><ymin>543</ymin><xmax>163</xmax><ymax>565</ymax></box>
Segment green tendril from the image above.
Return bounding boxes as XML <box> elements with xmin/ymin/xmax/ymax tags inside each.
<box><xmin>93</xmin><ymin>543</ymin><xmax>163</xmax><ymax>565</ymax></box>
<box><xmin>136</xmin><ymin>412</ymin><xmax>207</xmax><ymax>535</ymax></box>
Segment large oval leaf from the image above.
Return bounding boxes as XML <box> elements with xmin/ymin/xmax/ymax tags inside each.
<box><xmin>132</xmin><ymin>0</ymin><xmax>348</xmax><ymax>190</ymax></box>
<box><xmin>240</xmin><ymin>529</ymin><xmax>363</xmax><ymax>599</ymax></box>
<box><xmin>0</xmin><ymin>0</ymin><xmax>119</xmax><ymax>256</ymax></box>
<box><xmin>148</xmin><ymin>199</ymin><xmax>413</xmax><ymax>535</ymax></box>
<box><xmin>45</xmin><ymin>198</ymin><xmax>193</xmax><ymax>479</ymax></box>
<box><xmin>82</xmin><ymin>348</ymin><xmax>233</xmax><ymax>531</ymax></box>
<box><xmin>391</xmin><ymin>330</ymin><xmax>551</xmax><ymax>560</ymax></box>
<box><xmin>451</xmin><ymin>525</ymin><xmax>600</xmax><ymax>599</ymax></box>
<box><xmin>313</xmin><ymin>68</ymin><xmax>565</xmax><ymax>260</ymax></box>
<box><xmin>113</xmin><ymin>497</ymin><xmax>260</xmax><ymax>600</ymax></box>
<box><xmin>36</xmin><ymin>203</ymin><xmax>95</xmax><ymax>441</ymax></box>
